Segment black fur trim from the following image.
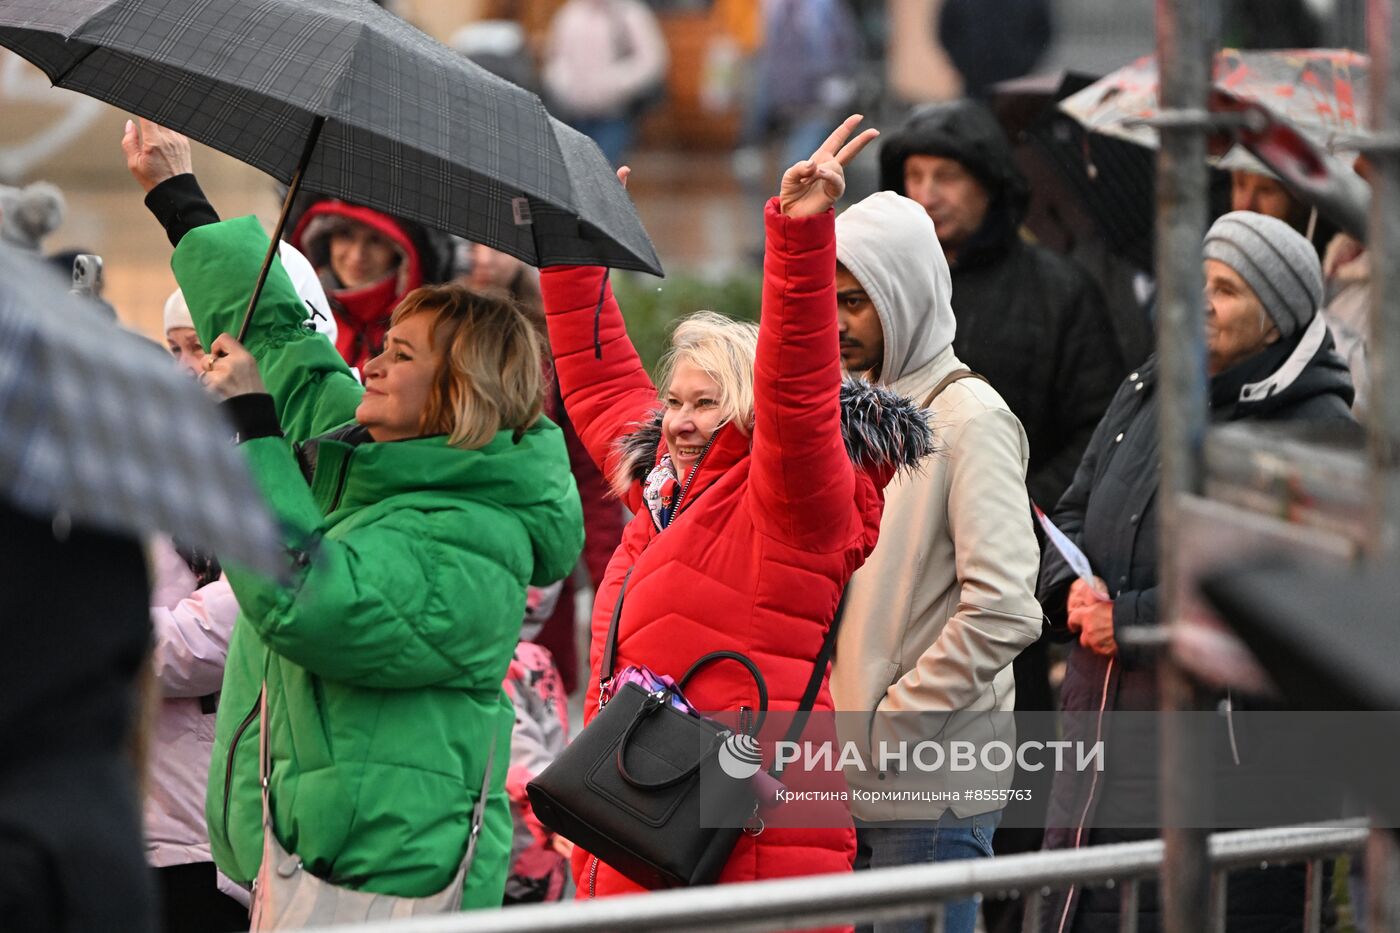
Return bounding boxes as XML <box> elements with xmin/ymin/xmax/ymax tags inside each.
<box><xmin>612</xmin><ymin>376</ymin><xmax>933</xmax><ymax>488</ymax></box>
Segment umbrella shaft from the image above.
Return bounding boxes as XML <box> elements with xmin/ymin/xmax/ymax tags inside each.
<box><xmin>237</xmin><ymin>116</ymin><xmax>327</xmax><ymax>344</ymax></box>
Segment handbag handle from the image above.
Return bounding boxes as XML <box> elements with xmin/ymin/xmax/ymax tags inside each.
<box><xmin>614</xmin><ymin>690</ymin><xmax>723</xmax><ymax>791</ymax></box>
<box><xmin>678</xmin><ymin>650</ymin><xmax>769</xmax><ymax>734</ymax></box>
<box><xmin>600</xmin><ymin>563</ymin><xmax>848</xmax><ymax>773</ymax></box>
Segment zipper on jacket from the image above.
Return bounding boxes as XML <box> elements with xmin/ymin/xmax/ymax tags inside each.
<box><xmin>327</xmin><ymin>455</ymin><xmax>352</xmax><ymax>513</ymax></box>
<box><xmin>221</xmin><ymin>694</ymin><xmax>262</xmax><ymax>840</ymax></box>
<box><xmin>669</xmin><ymin>425</ymin><xmax>724</xmax><ymax>520</ymax></box>
<box><xmin>738</xmin><ymin>705</ymin><xmax>754</xmax><ymax>737</ymax></box>
<box><xmin>587</xmin><ymin>855</ymin><xmax>600</xmax><ymax>899</ymax></box>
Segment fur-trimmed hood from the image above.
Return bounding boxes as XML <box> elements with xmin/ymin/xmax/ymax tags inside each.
<box><xmin>610</xmin><ymin>376</ymin><xmax>935</xmax><ymax>495</ymax></box>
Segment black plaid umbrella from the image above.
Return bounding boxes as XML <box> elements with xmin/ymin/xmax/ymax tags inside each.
<box><xmin>0</xmin><ymin>244</ymin><xmax>285</xmax><ymax>577</ymax></box>
<box><xmin>0</xmin><ymin>0</ymin><xmax>662</xmax><ymax>334</ymax></box>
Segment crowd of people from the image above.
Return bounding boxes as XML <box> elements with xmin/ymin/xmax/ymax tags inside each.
<box><xmin>0</xmin><ymin>5</ymin><xmax>1378</xmax><ymax>933</ymax></box>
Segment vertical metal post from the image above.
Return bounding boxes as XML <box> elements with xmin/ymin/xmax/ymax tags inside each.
<box><xmin>1368</xmin><ymin>829</ymin><xmax>1400</xmax><ymax>932</ymax></box>
<box><xmin>924</xmin><ymin>902</ymin><xmax>946</xmax><ymax>933</ymax></box>
<box><xmin>1366</xmin><ymin>0</ymin><xmax>1400</xmax><ymax>926</ymax></box>
<box><xmin>1208</xmin><ymin>870</ymin><xmax>1229</xmax><ymax>933</ymax></box>
<box><xmin>1303</xmin><ymin>859</ymin><xmax>1323</xmax><ymax>933</ymax></box>
<box><xmin>1366</xmin><ymin>0</ymin><xmax>1400</xmax><ymax>548</ymax></box>
<box><xmin>1119</xmin><ymin>879</ymin><xmax>1141</xmax><ymax>933</ymax></box>
<box><xmin>1153</xmin><ymin>1</ymin><xmax>1213</xmax><ymax>932</ymax></box>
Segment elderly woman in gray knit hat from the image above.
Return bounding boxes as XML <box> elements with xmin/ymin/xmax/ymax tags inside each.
<box><xmin>1032</xmin><ymin>210</ymin><xmax>1355</xmax><ymax>933</ymax></box>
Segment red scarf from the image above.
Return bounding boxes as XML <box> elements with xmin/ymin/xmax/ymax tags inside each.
<box><xmin>330</xmin><ymin>272</ymin><xmax>401</xmax><ymax>372</ymax></box>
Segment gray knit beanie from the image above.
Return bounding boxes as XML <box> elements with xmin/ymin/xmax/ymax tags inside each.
<box><xmin>1203</xmin><ymin>210</ymin><xmax>1322</xmax><ymax>338</ymax></box>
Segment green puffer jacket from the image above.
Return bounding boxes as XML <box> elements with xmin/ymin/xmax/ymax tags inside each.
<box><xmin>174</xmin><ymin>216</ymin><xmax>583</xmax><ymax>907</ymax></box>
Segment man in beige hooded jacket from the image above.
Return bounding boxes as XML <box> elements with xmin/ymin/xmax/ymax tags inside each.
<box><xmin>830</xmin><ymin>191</ymin><xmax>1043</xmax><ymax>933</ymax></box>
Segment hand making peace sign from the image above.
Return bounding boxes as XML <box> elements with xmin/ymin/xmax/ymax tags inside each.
<box><xmin>778</xmin><ymin>114</ymin><xmax>880</xmax><ymax>219</ymax></box>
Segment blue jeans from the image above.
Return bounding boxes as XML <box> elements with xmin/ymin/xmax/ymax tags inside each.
<box><xmin>853</xmin><ymin>810</ymin><xmax>1002</xmax><ymax>933</ymax></box>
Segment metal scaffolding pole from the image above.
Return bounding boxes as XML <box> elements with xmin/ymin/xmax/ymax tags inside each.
<box><xmin>1366</xmin><ymin>0</ymin><xmax>1400</xmax><ymax>926</ymax></box>
<box><xmin>1153</xmin><ymin>0</ymin><xmax>1213</xmax><ymax>931</ymax></box>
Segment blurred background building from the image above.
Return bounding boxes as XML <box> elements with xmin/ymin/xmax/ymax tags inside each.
<box><xmin>0</xmin><ymin>0</ymin><xmax>1368</xmax><ymax>348</ymax></box>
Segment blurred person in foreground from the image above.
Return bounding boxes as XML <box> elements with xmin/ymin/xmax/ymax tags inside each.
<box><xmin>828</xmin><ymin>191</ymin><xmax>1042</xmax><ymax>933</ymax></box>
<box><xmin>540</xmin><ymin>116</ymin><xmax>932</xmax><ymax>900</ymax></box>
<box><xmin>456</xmin><ymin>240</ymin><xmax>624</xmax><ymax>694</ymax></box>
<box><xmin>542</xmin><ymin>0</ymin><xmax>668</xmax><ymax>166</ymax></box>
<box><xmin>1037</xmin><ymin>212</ymin><xmax>1354</xmax><ymax>933</ymax></box>
<box><xmin>124</xmin><ymin>119</ymin><xmax>583</xmax><ymax>914</ymax></box>
<box><xmin>0</xmin><ymin>500</ymin><xmax>156</xmax><ymax>933</ymax></box>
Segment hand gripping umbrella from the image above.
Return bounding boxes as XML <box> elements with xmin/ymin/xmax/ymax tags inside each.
<box><xmin>0</xmin><ymin>0</ymin><xmax>663</xmax><ymax>339</ymax></box>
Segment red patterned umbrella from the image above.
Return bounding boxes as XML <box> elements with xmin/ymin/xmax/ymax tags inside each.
<box><xmin>1061</xmin><ymin>48</ymin><xmax>1369</xmax><ymax>152</ymax></box>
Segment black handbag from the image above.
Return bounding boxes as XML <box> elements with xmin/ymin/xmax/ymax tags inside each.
<box><xmin>526</xmin><ymin>570</ymin><xmax>845</xmax><ymax>890</ymax></box>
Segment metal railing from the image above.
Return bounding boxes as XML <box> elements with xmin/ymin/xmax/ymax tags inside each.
<box><xmin>317</xmin><ymin>823</ymin><xmax>1367</xmax><ymax>933</ymax></box>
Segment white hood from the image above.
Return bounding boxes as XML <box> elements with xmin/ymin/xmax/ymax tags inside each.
<box><xmin>835</xmin><ymin>191</ymin><xmax>956</xmax><ymax>385</ymax></box>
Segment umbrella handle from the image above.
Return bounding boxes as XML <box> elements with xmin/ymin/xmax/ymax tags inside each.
<box><xmin>236</xmin><ymin>115</ymin><xmax>326</xmax><ymax>344</ymax></box>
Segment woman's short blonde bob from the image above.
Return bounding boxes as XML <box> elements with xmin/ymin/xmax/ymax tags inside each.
<box><xmin>655</xmin><ymin>309</ymin><xmax>759</xmax><ymax>433</ymax></box>
<box><xmin>391</xmin><ymin>284</ymin><xmax>545</xmax><ymax>450</ymax></box>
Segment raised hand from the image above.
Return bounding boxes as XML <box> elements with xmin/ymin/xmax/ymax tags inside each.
<box><xmin>201</xmin><ymin>333</ymin><xmax>266</xmax><ymax>399</ymax></box>
<box><xmin>121</xmin><ymin>117</ymin><xmax>193</xmax><ymax>193</ymax></box>
<box><xmin>778</xmin><ymin>114</ymin><xmax>879</xmax><ymax>219</ymax></box>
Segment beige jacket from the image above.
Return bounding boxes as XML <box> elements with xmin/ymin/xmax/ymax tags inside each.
<box><xmin>829</xmin><ymin>193</ymin><xmax>1043</xmax><ymax>821</ymax></box>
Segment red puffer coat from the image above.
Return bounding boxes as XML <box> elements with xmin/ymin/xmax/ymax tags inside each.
<box><xmin>541</xmin><ymin>200</ymin><xmax>931</xmax><ymax>899</ymax></box>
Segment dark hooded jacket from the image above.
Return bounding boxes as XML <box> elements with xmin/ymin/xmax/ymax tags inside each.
<box><xmin>880</xmin><ymin>100</ymin><xmax>1126</xmax><ymax>511</ymax></box>
<box><xmin>1035</xmin><ymin>313</ymin><xmax>1355</xmax><ymax>933</ymax></box>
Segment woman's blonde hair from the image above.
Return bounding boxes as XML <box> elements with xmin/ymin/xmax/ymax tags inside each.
<box><xmin>656</xmin><ymin>310</ymin><xmax>759</xmax><ymax>433</ymax></box>
<box><xmin>391</xmin><ymin>284</ymin><xmax>545</xmax><ymax>450</ymax></box>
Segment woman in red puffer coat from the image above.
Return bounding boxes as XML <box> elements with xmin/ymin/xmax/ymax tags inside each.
<box><xmin>541</xmin><ymin>116</ymin><xmax>933</xmax><ymax>899</ymax></box>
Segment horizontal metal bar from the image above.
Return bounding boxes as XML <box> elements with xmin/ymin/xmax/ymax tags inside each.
<box><xmin>1116</xmin><ymin>626</ymin><xmax>1171</xmax><ymax>650</ymax></box>
<box><xmin>315</xmin><ymin>824</ymin><xmax>1367</xmax><ymax>933</ymax></box>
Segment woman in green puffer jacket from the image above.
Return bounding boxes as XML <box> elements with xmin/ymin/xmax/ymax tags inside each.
<box><xmin>125</xmin><ymin>120</ymin><xmax>585</xmax><ymax>911</ymax></box>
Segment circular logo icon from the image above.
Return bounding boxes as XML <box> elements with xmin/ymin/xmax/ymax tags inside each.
<box><xmin>716</xmin><ymin>732</ymin><xmax>763</xmax><ymax>780</ymax></box>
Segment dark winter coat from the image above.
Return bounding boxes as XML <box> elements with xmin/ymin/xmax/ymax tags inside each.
<box><xmin>540</xmin><ymin>200</ymin><xmax>932</xmax><ymax>900</ymax></box>
<box><xmin>879</xmin><ymin>100</ymin><xmax>1126</xmax><ymax>510</ymax></box>
<box><xmin>0</xmin><ymin>503</ymin><xmax>156</xmax><ymax>932</ymax></box>
<box><xmin>1036</xmin><ymin>314</ymin><xmax>1355</xmax><ymax>933</ymax></box>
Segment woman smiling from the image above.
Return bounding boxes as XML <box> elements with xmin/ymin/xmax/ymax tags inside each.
<box><xmin>540</xmin><ymin>116</ymin><xmax>933</xmax><ymax>900</ymax></box>
<box><xmin>124</xmin><ymin>119</ymin><xmax>584</xmax><ymax>916</ymax></box>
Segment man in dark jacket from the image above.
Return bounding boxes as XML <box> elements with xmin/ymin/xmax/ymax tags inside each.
<box><xmin>1036</xmin><ymin>212</ymin><xmax>1355</xmax><ymax>933</ymax></box>
<box><xmin>879</xmin><ymin>99</ymin><xmax>1124</xmax><ymax>517</ymax></box>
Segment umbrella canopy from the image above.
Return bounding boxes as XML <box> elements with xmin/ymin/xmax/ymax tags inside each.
<box><xmin>0</xmin><ymin>245</ymin><xmax>285</xmax><ymax>577</ymax></box>
<box><xmin>991</xmin><ymin>70</ymin><xmax>1159</xmax><ymax>270</ymax></box>
<box><xmin>0</xmin><ymin>0</ymin><xmax>661</xmax><ymax>276</ymax></box>
<box><xmin>1061</xmin><ymin>48</ymin><xmax>1369</xmax><ymax>152</ymax></box>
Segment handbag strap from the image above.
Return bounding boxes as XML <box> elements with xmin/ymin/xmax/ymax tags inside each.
<box><xmin>771</xmin><ymin>587</ymin><xmax>849</xmax><ymax>776</ymax></box>
<box><xmin>258</xmin><ymin>683</ymin><xmax>498</xmax><ymax>879</ymax></box>
<box><xmin>598</xmin><ymin>565</ymin><xmax>846</xmax><ymax>758</ymax></box>
<box><xmin>597</xmin><ymin>567</ymin><xmax>634</xmax><ymax>704</ymax></box>
<box><xmin>921</xmin><ymin>368</ymin><xmax>989</xmax><ymax>409</ymax></box>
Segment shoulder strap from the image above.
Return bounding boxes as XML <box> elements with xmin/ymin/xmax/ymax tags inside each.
<box><xmin>454</xmin><ymin>727</ymin><xmax>498</xmax><ymax>881</ymax></box>
<box><xmin>598</xmin><ymin>567</ymin><xmax>843</xmax><ymax>758</ymax></box>
<box><xmin>598</xmin><ymin>567</ymin><xmax>633</xmax><ymax>698</ymax></box>
<box><xmin>921</xmin><ymin>368</ymin><xmax>989</xmax><ymax>409</ymax></box>
<box><xmin>772</xmin><ymin>588</ymin><xmax>850</xmax><ymax>775</ymax></box>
